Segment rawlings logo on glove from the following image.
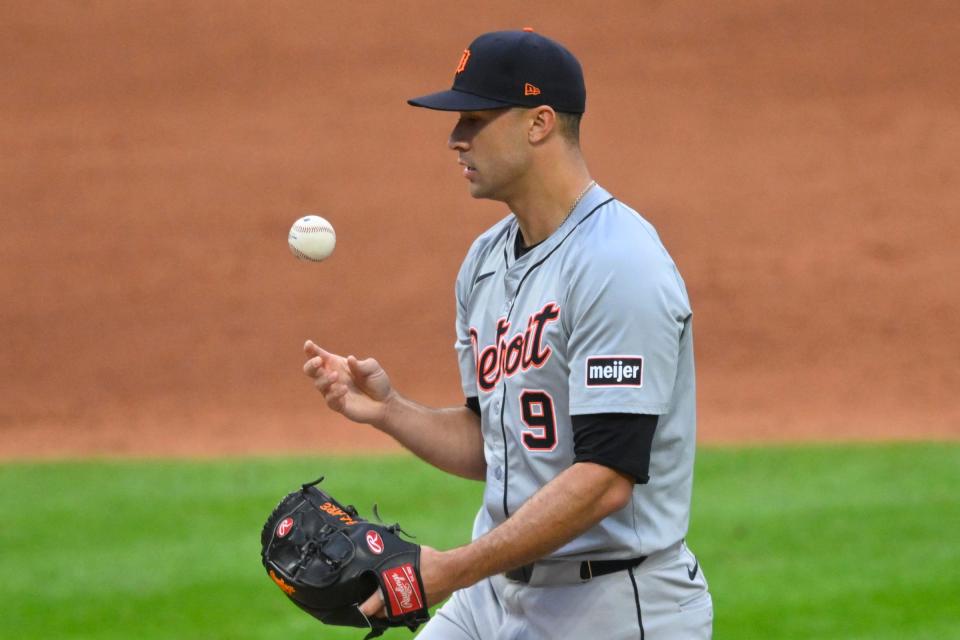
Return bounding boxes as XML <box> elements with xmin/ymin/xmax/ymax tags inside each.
<box><xmin>260</xmin><ymin>478</ymin><xmax>429</xmax><ymax>639</ymax></box>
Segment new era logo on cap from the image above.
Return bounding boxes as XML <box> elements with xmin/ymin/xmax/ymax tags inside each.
<box><xmin>524</xmin><ymin>83</ymin><xmax>541</xmax><ymax>96</ymax></box>
<box><xmin>586</xmin><ymin>356</ymin><xmax>643</xmax><ymax>387</ymax></box>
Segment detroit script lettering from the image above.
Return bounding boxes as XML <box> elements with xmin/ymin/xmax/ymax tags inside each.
<box><xmin>469</xmin><ymin>302</ymin><xmax>560</xmax><ymax>392</ymax></box>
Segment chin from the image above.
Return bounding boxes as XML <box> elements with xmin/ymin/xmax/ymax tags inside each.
<box><xmin>468</xmin><ymin>182</ymin><xmax>502</xmax><ymax>201</ymax></box>
<box><xmin>468</xmin><ymin>183</ymin><xmax>489</xmax><ymax>199</ymax></box>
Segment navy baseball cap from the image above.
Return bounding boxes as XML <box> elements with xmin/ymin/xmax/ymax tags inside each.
<box><xmin>407</xmin><ymin>29</ymin><xmax>586</xmax><ymax>114</ymax></box>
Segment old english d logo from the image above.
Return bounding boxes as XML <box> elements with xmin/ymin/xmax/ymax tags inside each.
<box><xmin>456</xmin><ymin>49</ymin><xmax>471</xmax><ymax>73</ymax></box>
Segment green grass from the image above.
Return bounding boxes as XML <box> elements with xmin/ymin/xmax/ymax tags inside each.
<box><xmin>689</xmin><ymin>443</ymin><xmax>960</xmax><ymax>639</ymax></box>
<box><xmin>1</xmin><ymin>443</ymin><xmax>957</xmax><ymax>639</ymax></box>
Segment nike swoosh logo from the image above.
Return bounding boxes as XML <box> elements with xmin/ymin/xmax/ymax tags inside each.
<box><xmin>687</xmin><ymin>558</ymin><xmax>699</xmax><ymax>581</ymax></box>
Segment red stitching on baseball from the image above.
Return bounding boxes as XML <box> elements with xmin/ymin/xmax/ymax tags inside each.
<box><xmin>295</xmin><ymin>225</ymin><xmax>334</xmax><ymax>234</ymax></box>
<box><xmin>291</xmin><ymin>246</ymin><xmax>323</xmax><ymax>261</ymax></box>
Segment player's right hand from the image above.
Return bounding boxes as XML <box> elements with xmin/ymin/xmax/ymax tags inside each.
<box><xmin>303</xmin><ymin>340</ymin><xmax>394</xmax><ymax>427</ymax></box>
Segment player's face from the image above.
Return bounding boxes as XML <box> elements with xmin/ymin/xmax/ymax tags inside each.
<box><xmin>448</xmin><ymin>108</ymin><xmax>533</xmax><ymax>201</ymax></box>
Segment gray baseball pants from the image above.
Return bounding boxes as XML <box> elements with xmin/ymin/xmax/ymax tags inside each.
<box><xmin>415</xmin><ymin>541</ymin><xmax>713</xmax><ymax>639</ymax></box>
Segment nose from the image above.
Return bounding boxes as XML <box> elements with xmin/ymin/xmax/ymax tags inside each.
<box><xmin>448</xmin><ymin>121</ymin><xmax>470</xmax><ymax>151</ymax></box>
<box><xmin>448</xmin><ymin>133</ymin><xmax>468</xmax><ymax>151</ymax></box>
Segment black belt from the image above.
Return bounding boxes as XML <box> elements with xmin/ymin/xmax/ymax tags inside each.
<box><xmin>505</xmin><ymin>555</ymin><xmax>647</xmax><ymax>583</ymax></box>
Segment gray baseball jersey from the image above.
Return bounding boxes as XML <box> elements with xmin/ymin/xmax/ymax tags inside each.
<box><xmin>454</xmin><ymin>184</ymin><xmax>697</xmax><ymax>559</ymax></box>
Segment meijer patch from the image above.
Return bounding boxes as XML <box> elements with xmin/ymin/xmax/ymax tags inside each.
<box><xmin>586</xmin><ymin>356</ymin><xmax>643</xmax><ymax>387</ymax></box>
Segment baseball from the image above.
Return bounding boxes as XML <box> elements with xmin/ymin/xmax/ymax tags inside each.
<box><xmin>288</xmin><ymin>215</ymin><xmax>336</xmax><ymax>262</ymax></box>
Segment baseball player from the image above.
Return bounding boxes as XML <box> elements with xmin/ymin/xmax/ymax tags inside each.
<box><xmin>303</xmin><ymin>29</ymin><xmax>713</xmax><ymax>638</ymax></box>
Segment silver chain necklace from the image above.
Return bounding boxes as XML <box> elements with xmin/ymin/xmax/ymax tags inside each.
<box><xmin>562</xmin><ymin>179</ymin><xmax>597</xmax><ymax>226</ymax></box>
<box><xmin>518</xmin><ymin>180</ymin><xmax>597</xmax><ymax>254</ymax></box>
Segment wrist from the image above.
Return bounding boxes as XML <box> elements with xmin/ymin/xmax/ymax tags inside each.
<box><xmin>435</xmin><ymin>547</ymin><xmax>476</xmax><ymax>592</ymax></box>
<box><xmin>370</xmin><ymin>389</ymin><xmax>401</xmax><ymax>431</ymax></box>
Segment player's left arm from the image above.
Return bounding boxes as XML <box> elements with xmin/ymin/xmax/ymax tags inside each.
<box><xmin>445</xmin><ymin>461</ymin><xmax>632</xmax><ymax>598</ymax></box>
<box><xmin>362</xmin><ymin>460</ymin><xmax>632</xmax><ymax>615</ymax></box>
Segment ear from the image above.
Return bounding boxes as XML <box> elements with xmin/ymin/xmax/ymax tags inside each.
<box><xmin>527</xmin><ymin>106</ymin><xmax>557</xmax><ymax>144</ymax></box>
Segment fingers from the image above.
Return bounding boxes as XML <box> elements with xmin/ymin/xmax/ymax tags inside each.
<box><xmin>326</xmin><ymin>385</ymin><xmax>348</xmax><ymax>413</ymax></box>
<box><xmin>348</xmin><ymin>355</ymin><xmax>381</xmax><ymax>378</ymax></box>
<box><xmin>302</xmin><ymin>341</ymin><xmax>340</xmax><ymax>378</ymax></box>
<box><xmin>359</xmin><ymin>587</ymin><xmax>386</xmax><ymax>618</ymax></box>
<box><xmin>303</xmin><ymin>343</ymin><xmax>385</xmax><ymax>411</ymax></box>
<box><xmin>305</xmin><ymin>342</ymin><xmax>375</xmax><ymax>379</ymax></box>
<box><xmin>301</xmin><ymin>350</ymin><xmax>340</xmax><ymax>395</ymax></box>
<box><xmin>303</xmin><ymin>340</ymin><xmax>330</xmax><ymax>358</ymax></box>
<box><xmin>313</xmin><ymin>369</ymin><xmax>339</xmax><ymax>394</ymax></box>
<box><xmin>303</xmin><ymin>356</ymin><xmax>324</xmax><ymax>377</ymax></box>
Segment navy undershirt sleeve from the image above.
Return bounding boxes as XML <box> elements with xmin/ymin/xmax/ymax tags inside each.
<box><xmin>573</xmin><ymin>413</ymin><xmax>658</xmax><ymax>484</ymax></box>
<box><xmin>467</xmin><ymin>398</ymin><xmax>655</xmax><ymax>483</ymax></box>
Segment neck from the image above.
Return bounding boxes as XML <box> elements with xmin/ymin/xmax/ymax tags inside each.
<box><xmin>508</xmin><ymin>159</ymin><xmax>593</xmax><ymax>247</ymax></box>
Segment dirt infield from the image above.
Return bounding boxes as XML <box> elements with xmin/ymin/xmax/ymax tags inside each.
<box><xmin>2</xmin><ymin>1</ymin><xmax>958</xmax><ymax>458</ymax></box>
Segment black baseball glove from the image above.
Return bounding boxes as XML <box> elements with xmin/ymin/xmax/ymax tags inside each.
<box><xmin>260</xmin><ymin>478</ymin><xmax>429</xmax><ymax>638</ymax></box>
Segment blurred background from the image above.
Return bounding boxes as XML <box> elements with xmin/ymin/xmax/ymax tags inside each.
<box><xmin>2</xmin><ymin>0</ymin><xmax>958</xmax><ymax>458</ymax></box>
